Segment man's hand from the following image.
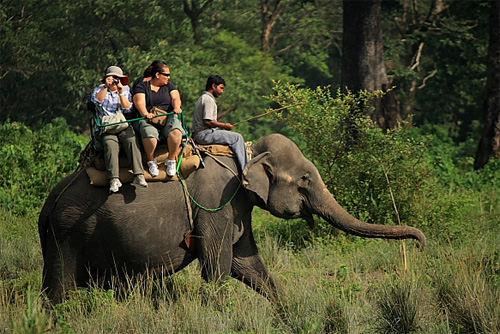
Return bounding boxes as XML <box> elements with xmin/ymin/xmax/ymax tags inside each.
<box><xmin>204</xmin><ymin>119</ymin><xmax>233</xmax><ymax>130</ymax></box>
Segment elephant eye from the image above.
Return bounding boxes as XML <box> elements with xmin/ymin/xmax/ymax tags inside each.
<box><xmin>299</xmin><ymin>173</ymin><xmax>311</xmax><ymax>187</ymax></box>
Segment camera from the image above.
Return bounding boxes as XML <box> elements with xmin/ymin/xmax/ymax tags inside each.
<box><xmin>113</xmin><ymin>78</ymin><xmax>120</xmax><ymax>85</ymax></box>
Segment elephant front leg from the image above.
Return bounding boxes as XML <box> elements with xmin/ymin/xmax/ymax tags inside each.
<box><xmin>197</xmin><ymin>227</ymin><xmax>233</xmax><ymax>282</ymax></box>
<box><xmin>199</xmin><ymin>242</ymin><xmax>233</xmax><ymax>282</ymax></box>
<box><xmin>231</xmin><ymin>253</ymin><xmax>279</xmax><ymax>301</ymax></box>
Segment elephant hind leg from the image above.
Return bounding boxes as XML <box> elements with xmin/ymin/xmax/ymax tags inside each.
<box><xmin>231</xmin><ymin>255</ymin><xmax>278</xmax><ymax>301</ymax></box>
<box><xmin>42</xmin><ymin>266</ymin><xmax>72</xmax><ymax>304</ymax></box>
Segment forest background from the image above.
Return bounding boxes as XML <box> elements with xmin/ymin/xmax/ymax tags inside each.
<box><xmin>1</xmin><ymin>0</ymin><xmax>499</xmax><ymax>333</ymax></box>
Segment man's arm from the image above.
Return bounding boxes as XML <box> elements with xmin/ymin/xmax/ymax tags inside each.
<box><xmin>204</xmin><ymin>119</ymin><xmax>233</xmax><ymax>130</ymax></box>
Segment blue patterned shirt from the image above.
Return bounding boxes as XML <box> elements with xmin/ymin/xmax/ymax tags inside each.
<box><xmin>90</xmin><ymin>84</ymin><xmax>133</xmax><ymax>117</ymax></box>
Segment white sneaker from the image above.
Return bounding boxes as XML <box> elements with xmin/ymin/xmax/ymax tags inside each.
<box><xmin>109</xmin><ymin>178</ymin><xmax>122</xmax><ymax>193</ymax></box>
<box><xmin>147</xmin><ymin>160</ymin><xmax>159</xmax><ymax>177</ymax></box>
<box><xmin>133</xmin><ymin>174</ymin><xmax>148</xmax><ymax>187</ymax></box>
<box><xmin>165</xmin><ymin>159</ymin><xmax>177</xmax><ymax>177</ymax></box>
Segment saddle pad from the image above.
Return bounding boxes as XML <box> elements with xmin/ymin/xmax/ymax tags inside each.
<box><xmin>86</xmin><ymin>154</ymin><xmax>200</xmax><ymax>186</ymax></box>
<box><xmin>197</xmin><ymin>144</ymin><xmax>235</xmax><ymax>157</ymax></box>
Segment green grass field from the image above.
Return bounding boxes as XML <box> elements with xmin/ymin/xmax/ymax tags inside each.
<box><xmin>1</xmin><ymin>118</ymin><xmax>498</xmax><ymax>333</ymax></box>
<box><xmin>1</xmin><ymin>204</ymin><xmax>498</xmax><ymax>333</ymax></box>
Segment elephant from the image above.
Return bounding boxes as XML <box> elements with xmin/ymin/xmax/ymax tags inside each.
<box><xmin>38</xmin><ymin>133</ymin><xmax>426</xmax><ymax>304</ymax></box>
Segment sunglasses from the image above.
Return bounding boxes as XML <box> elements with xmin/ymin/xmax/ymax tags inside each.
<box><xmin>159</xmin><ymin>72</ymin><xmax>171</xmax><ymax>77</ymax></box>
<box><xmin>106</xmin><ymin>76</ymin><xmax>120</xmax><ymax>84</ymax></box>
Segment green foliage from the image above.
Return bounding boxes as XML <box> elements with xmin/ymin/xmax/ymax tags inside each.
<box><xmin>269</xmin><ymin>82</ymin><xmax>431</xmax><ymax>229</ymax></box>
<box><xmin>411</xmin><ymin>123</ymin><xmax>500</xmax><ymax>190</ymax></box>
<box><xmin>323</xmin><ymin>298</ymin><xmax>350</xmax><ymax>333</ymax></box>
<box><xmin>0</xmin><ymin>119</ymin><xmax>88</xmax><ymax>216</ymax></box>
<box><xmin>11</xmin><ymin>286</ymin><xmax>50</xmax><ymax>334</ymax></box>
<box><xmin>382</xmin><ymin>0</ymin><xmax>491</xmax><ymax>141</ymax></box>
<box><xmin>402</xmin><ymin>123</ymin><xmax>500</xmax><ymax>241</ymax></box>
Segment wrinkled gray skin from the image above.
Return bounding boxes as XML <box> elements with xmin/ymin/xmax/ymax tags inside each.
<box><xmin>39</xmin><ymin>134</ymin><xmax>426</xmax><ymax>303</ymax></box>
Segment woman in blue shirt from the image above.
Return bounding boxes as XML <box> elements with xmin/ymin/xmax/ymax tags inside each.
<box><xmin>91</xmin><ymin>65</ymin><xmax>148</xmax><ymax>193</ymax></box>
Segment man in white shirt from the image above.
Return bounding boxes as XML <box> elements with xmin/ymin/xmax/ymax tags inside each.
<box><xmin>192</xmin><ymin>75</ymin><xmax>248</xmax><ymax>171</ymax></box>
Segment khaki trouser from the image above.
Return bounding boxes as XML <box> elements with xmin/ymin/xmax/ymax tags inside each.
<box><xmin>102</xmin><ymin>126</ymin><xmax>144</xmax><ymax>179</ymax></box>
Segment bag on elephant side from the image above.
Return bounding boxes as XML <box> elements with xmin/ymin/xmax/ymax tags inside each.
<box><xmin>101</xmin><ymin>111</ymin><xmax>129</xmax><ymax>134</ymax></box>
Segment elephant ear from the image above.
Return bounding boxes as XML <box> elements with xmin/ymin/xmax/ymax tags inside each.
<box><xmin>242</xmin><ymin>151</ymin><xmax>272</xmax><ymax>206</ymax></box>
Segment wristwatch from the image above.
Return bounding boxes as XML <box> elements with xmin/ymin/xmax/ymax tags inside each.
<box><xmin>119</xmin><ymin>92</ymin><xmax>126</xmax><ymax>96</ymax></box>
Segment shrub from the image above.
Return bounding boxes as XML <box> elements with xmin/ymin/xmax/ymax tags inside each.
<box><xmin>0</xmin><ymin>119</ymin><xmax>88</xmax><ymax>216</ymax></box>
<box><xmin>268</xmin><ymin>82</ymin><xmax>431</xmax><ymax>229</ymax></box>
<box><xmin>408</xmin><ymin>124</ymin><xmax>500</xmax><ymax>242</ymax></box>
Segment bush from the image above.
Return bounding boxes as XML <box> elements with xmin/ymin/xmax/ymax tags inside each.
<box><xmin>265</xmin><ymin>82</ymin><xmax>500</xmax><ymax>244</ymax></box>
<box><xmin>0</xmin><ymin>119</ymin><xmax>88</xmax><ymax>216</ymax></box>
<box><xmin>374</xmin><ymin>278</ymin><xmax>421</xmax><ymax>333</ymax></box>
<box><xmin>408</xmin><ymin>124</ymin><xmax>500</xmax><ymax>242</ymax></box>
<box><xmin>268</xmin><ymin>82</ymin><xmax>431</xmax><ymax>228</ymax></box>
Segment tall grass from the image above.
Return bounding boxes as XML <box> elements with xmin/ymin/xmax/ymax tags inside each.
<box><xmin>373</xmin><ymin>275</ymin><xmax>421</xmax><ymax>333</ymax></box>
<box><xmin>1</xmin><ymin>114</ymin><xmax>498</xmax><ymax>332</ymax></box>
<box><xmin>435</xmin><ymin>243</ymin><xmax>500</xmax><ymax>333</ymax></box>
<box><xmin>1</xmin><ymin>203</ymin><xmax>499</xmax><ymax>333</ymax></box>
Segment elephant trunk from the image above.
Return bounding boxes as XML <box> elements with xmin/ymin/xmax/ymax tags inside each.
<box><xmin>313</xmin><ymin>190</ymin><xmax>427</xmax><ymax>248</ymax></box>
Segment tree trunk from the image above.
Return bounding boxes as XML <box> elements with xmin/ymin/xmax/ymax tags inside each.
<box><xmin>183</xmin><ymin>0</ymin><xmax>214</xmax><ymax>46</ymax></box>
<box><xmin>474</xmin><ymin>0</ymin><xmax>500</xmax><ymax>170</ymax></box>
<box><xmin>341</xmin><ymin>0</ymin><xmax>401</xmax><ymax>130</ymax></box>
<box><xmin>395</xmin><ymin>0</ymin><xmax>449</xmax><ymax>122</ymax></box>
<box><xmin>261</xmin><ymin>0</ymin><xmax>284</xmax><ymax>54</ymax></box>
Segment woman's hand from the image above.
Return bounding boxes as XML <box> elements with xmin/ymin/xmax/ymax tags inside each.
<box><xmin>116</xmin><ymin>81</ymin><xmax>124</xmax><ymax>94</ymax></box>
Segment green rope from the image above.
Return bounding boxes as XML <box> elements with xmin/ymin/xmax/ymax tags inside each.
<box><xmin>95</xmin><ymin>111</ymin><xmax>175</xmax><ymax>128</ymax></box>
<box><xmin>176</xmin><ymin>150</ymin><xmax>241</xmax><ymax>212</ymax></box>
<box><xmin>179</xmin><ymin>175</ymin><xmax>241</xmax><ymax>212</ymax></box>
<box><xmin>178</xmin><ymin>110</ymin><xmax>189</xmax><ymax>134</ymax></box>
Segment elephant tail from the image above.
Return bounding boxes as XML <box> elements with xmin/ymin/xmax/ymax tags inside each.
<box><xmin>38</xmin><ymin>170</ymin><xmax>85</xmax><ymax>257</ymax></box>
<box><xmin>38</xmin><ymin>204</ymin><xmax>51</xmax><ymax>257</ymax></box>
<box><xmin>38</xmin><ymin>183</ymin><xmax>62</xmax><ymax>257</ymax></box>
